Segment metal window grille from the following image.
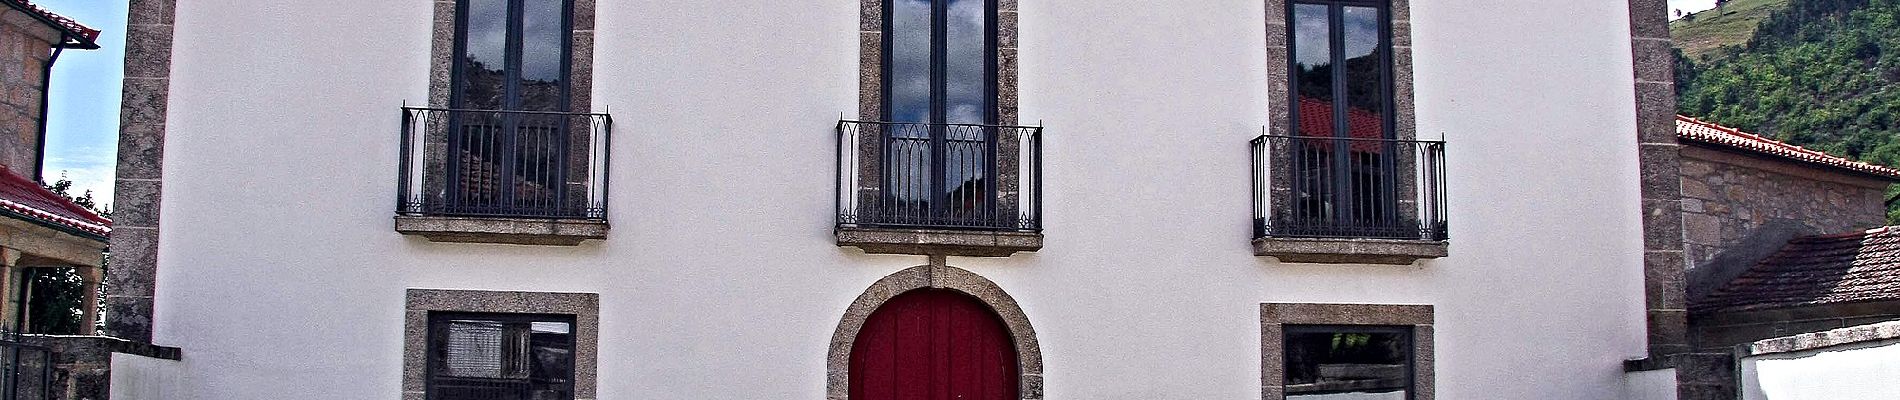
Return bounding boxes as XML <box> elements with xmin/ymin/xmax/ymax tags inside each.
<box><xmin>837</xmin><ymin>120</ymin><xmax>1042</xmax><ymax>232</ymax></box>
<box><xmin>398</xmin><ymin>107</ymin><xmax>611</xmax><ymax>220</ymax></box>
<box><xmin>1253</xmin><ymin>135</ymin><xmax>1447</xmax><ymax>240</ymax></box>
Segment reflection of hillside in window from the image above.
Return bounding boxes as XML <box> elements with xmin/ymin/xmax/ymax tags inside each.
<box><xmin>447</xmin><ymin>0</ymin><xmax>573</xmax><ymax>214</ymax></box>
<box><xmin>455</xmin><ymin>0</ymin><xmax>569</xmax><ymax>112</ymax></box>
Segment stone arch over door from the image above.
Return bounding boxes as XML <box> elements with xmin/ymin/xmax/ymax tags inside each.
<box><xmin>827</xmin><ymin>265</ymin><xmax>1043</xmax><ymax>400</ymax></box>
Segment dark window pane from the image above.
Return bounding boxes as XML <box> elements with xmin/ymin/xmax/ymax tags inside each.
<box><xmin>520</xmin><ymin>0</ymin><xmax>568</xmax><ymax>111</ymax></box>
<box><xmin>888</xmin><ymin>0</ymin><xmax>934</xmax><ymax>123</ymax></box>
<box><xmin>457</xmin><ymin>0</ymin><xmax>509</xmax><ymax>110</ymax></box>
<box><xmin>1284</xmin><ymin>328</ymin><xmax>1410</xmax><ymax>399</ymax></box>
<box><xmin>1292</xmin><ymin>3</ymin><xmax>1333</xmax><ymax>138</ymax></box>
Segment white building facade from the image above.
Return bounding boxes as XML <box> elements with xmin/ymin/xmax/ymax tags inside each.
<box><xmin>105</xmin><ymin>0</ymin><xmax>1690</xmax><ymax>398</ymax></box>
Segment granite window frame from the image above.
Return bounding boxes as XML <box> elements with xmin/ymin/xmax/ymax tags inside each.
<box><xmin>404</xmin><ymin>289</ymin><xmax>599</xmax><ymax>400</ymax></box>
<box><xmin>859</xmin><ymin>0</ymin><xmax>1017</xmax><ymax>126</ymax></box>
<box><xmin>1261</xmin><ymin>303</ymin><xmax>1433</xmax><ymax>400</ymax></box>
<box><xmin>398</xmin><ymin>0</ymin><xmax>607</xmax><ymax>245</ymax></box>
<box><xmin>431</xmin><ymin>0</ymin><xmax>593</xmax><ymax>113</ymax></box>
<box><xmin>840</xmin><ymin>0</ymin><xmax>1040</xmax><ymax>257</ymax></box>
<box><xmin>1268</xmin><ymin>0</ymin><xmax>1411</xmax><ymax>142</ymax></box>
<box><xmin>1256</xmin><ymin>0</ymin><xmax>1443</xmax><ymax>265</ymax></box>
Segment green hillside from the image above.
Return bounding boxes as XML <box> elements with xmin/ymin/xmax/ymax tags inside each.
<box><xmin>1671</xmin><ymin>0</ymin><xmax>1792</xmax><ymax>61</ymax></box>
<box><xmin>1673</xmin><ymin>0</ymin><xmax>1900</xmax><ymax>219</ymax></box>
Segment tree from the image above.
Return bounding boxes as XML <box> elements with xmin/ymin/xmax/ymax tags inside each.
<box><xmin>23</xmin><ymin>175</ymin><xmax>108</xmax><ymax>334</ymax></box>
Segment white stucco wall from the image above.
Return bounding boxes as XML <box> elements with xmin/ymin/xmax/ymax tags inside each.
<box><xmin>149</xmin><ymin>0</ymin><xmax>1651</xmax><ymax>398</ymax></box>
<box><xmin>1741</xmin><ymin>339</ymin><xmax>1900</xmax><ymax>400</ymax></box>
<box><xmin>108</xmin><ymin>353</ymin><xmax>183</xmax><ymax>400</ymax></box>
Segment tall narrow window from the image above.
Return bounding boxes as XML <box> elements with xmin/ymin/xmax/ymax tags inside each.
<box><xmin>1285</xmin><ymin>0</ymin><xmax>1400</xmax><ymax>237</ymax></box>
<box><xmin>881</xmin><ymin>0</ymin><xmax>998</xmax><ymax>227</ymax></box>
<box><xmin>449</xmin><ymin>0</ymin><xmax>574</xmax><ymax>216</ymax></box>
<box><xmin>428</xmin><ymin>313</ymin><xmax>577</xmax><ymax>400</ymax></box>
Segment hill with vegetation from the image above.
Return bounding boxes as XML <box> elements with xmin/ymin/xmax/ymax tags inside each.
<box><xmin>1671</xmin><ymin>0</ymin><xmax>1792</xmax><ymax>61</ymax></box>
<box><xmin>1673</xmin><ymin>0</ymin><xmax>1900</xmax><ymax>219</ymax></box>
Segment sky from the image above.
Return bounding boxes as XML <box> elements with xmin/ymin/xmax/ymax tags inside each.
<box><xmin>37</xmin><ymin>0</ymin><xmax>127</xmax><ymax>208</ymax></box>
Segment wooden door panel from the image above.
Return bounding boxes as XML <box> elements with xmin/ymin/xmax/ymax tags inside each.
<box><xmin>850</xmin><ymin>289</ymin><xmax>1018</xmax><ymax>400</ymax></box>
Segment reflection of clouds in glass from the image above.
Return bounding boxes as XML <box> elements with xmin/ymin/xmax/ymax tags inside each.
<box><xmin>467</xmin><ymin>0</ymin><xmax>507</xmax><ymax>68</ymax></box>
<box><xmin>886</xmin><ymin>0</ymin><xmax>990</xmax><ymax>124</ymax></box>
<box><xmin>944</xmin><ymin>0</ymin><xmax>987</xmax><ymax>124</ymax></box>
<box><xmin>1293</xmin><ymin>4</ymin><xmax>1330</xmax><ymax>68</ymax></box>
<box><xmin>890</xmin><ymin>0</ymin><xmax>932</xmax><ymax>122</ymax></box>
<box><xmin>1342</xmin><ymin>7</ymin><xmax>1379</xmax><ymax>60</ymax></box>
<box><xmin>522</xmin><ymin>0</ymin><xmax>566</xmax><ymax>82</ymax></box>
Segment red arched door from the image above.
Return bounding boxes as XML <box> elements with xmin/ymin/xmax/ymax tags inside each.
<box><xmin>850</xmin><ymin>289</ymin><xmax>1019</xmax><ymax>400</ymax></box>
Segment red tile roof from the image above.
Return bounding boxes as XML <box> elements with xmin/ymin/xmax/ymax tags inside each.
<box><xmin>1692</xmin><ymin>226</ymin><xmax>1900</xmax><ymax>314</ymax></box>
<box><xmin>1677</xmin><ymin>116</ymin><xmax>1900</xmax><ymax>180</ymax></box>
<box><xmin>2</xmin><ymin>0</ymin><xmax>100</xmax><ymax>48</ymax></box>
<box><xmin>0</xmin><ymin>166</ymin><xmax>107</xmax><ymax>239</ymax></box>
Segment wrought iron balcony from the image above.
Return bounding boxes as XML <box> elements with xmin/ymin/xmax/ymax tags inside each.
<box><xmin>1252</xmin><ymin>135</ymin><xmax>1447</xmax><ymax>241</ymax></box>
<box><xmin>836</xmin><ymin>120</ymin><xmax>1042</xmax><ymax>232</ymax></box>
<box><xmin>398</xmin><ymin>107</ymin><xmax>611</xmax><ymax>220</ymax></box>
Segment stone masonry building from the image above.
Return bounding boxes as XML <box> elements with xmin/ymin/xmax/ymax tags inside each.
<box><xmin>1665</xmin><ymin>115</ymin><xmax>1900</xmax><ymax>399</ymax></box>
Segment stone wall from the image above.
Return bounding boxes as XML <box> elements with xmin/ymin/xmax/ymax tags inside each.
<box><xmin>1678</xmin><ymin>144</ymin><xmax>1891</xmax><ymax>276</ymax></box>
<box><xmin>18</xmin><ymin>335</ymin><xmax>181</xmax><ymax>400</ymax></box>
<box><xmin>0</xmin><ymin>13</ymin><xmax>54</xmax><ymax>179</ymax></box>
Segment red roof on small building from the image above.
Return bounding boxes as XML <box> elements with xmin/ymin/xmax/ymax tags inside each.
<box><xmin>0</xmin><ymin>166</ymin><xmax>108</xmax><ymax>239</ymax></box>
<box><xmin>1692</xmin><ymin>226</ymin><xmax>1900</xmax><ymax>314</ymax></box>
<box><xmin>1</xmin><ymin>0</ymin><xmax>100</xmax><ymax>48</ymax></box>
<box><xmin>1677</xmin><ymin>116</ymin><xmax>1900</xmax><ymax>180</ymax></box>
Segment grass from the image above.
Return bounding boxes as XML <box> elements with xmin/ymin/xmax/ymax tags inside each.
<box><xmin>1671</xmin><ymin>0</ymin><xmax>1792</xmax><ymax>61</ymax></box>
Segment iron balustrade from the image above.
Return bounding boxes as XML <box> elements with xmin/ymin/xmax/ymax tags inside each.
<box><xmin>398</xmin><ymin>107</ymin><xmax>611</xmax><ymax>220</ymax></box>
<box><xmin>0</xmin><ymin>333</ymin><xmax>51</xmax><ymax>400</ymax></box>
<box><xmin>837</xmin><ymin>120</ymin><xmax>1042</xmax><ymax>232</ymax></box>
<box><xmin>1252</xmin><ymin>135</ymin><xmax>1447</xmax><ymax>240</ymax></box>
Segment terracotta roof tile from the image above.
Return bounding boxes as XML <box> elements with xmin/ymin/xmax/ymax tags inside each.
<box><xmin>0</xmin><ymin>166</ymin><xmax>107</xmax><ymax>238</ymax></box>
<box><xmin>1677</xmin><ymin>116</ymin><xmax>1900</xmax><ymax>180</ymax></box>
<box><xmin>3</xmin><ymin>0</ymin><xmax>100</xmax><ymax>47</ymax></box>
<box><xmin>1692</xmin><ymin>226</ymin><xmax>1900</xmax><ymax>314</ymax></box>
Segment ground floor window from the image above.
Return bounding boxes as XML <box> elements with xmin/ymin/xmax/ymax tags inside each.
<box><xmin>1283</xmin><ymin>325</ymin><xmax>1413</xmax><ymax>399</ymax></box>
<box><xmin>404</xmin><ymin>289</ymin><xmax>599</xmax><ymax>400</ymax></box>
<box><xmin>1261</xmin><ymin>303</ymin><xmax>1433</xmax><ymax>400</ymax></box>
<box><xmin>428</xmin><ymin>313</ymin><xmax>576</xmax><ymax>400</ymax></box>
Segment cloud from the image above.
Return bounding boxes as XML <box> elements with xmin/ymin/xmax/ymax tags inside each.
<box><xmin>42</xmin><ymin>146</ymin><xmax>116</xmax><ymax>209</ymax></box>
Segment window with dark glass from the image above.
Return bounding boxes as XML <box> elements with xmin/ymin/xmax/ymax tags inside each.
<box><xmin>449</xmin><ymin>0</ymin><xmax>573</xmax><ymax>215</ymax></box>
<box><xmin>1284</xmin><ymin>325</ymin><xmax>1413</xmax><ymax>399</ymax></box>
<box><xmin>880</xmin><ymin>0</ymin><xmax>999</xmax><ymax>225</ymax></box>
<box><xmin>427</xmin><ymin>313</ymin><xmax>576</xmax><ymax>400</ymax></box>
<box><xmin>1285</xmin><ymin>0</ymin><xmax>1402</xmax><ymax>237</ymax></box>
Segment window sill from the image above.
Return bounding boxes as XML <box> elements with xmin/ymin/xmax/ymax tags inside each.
<box><xmin>836</xmin><ymin>226</ymin><xmax>1042</xmax><ymax>257</ymax></box>
<box><xmin>1253</xmin><ymin>237</ymin><xmax>1446</xmax><ymax>265</ymax></box>
<box><xmin>395</xmin><ymin>215</ymin><xmax>607</xmax><ymax>246</ymax></box>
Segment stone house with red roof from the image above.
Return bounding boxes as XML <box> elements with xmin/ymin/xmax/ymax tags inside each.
<box><xmin>0</xmin><ymin>2</ymin><xmax>179</xmax><ymax>400</ymax></box>
<box><xmin>1668</xmin><ymin>116</ymin><xmax>1900</xmax><ymax>398</ymax></box>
